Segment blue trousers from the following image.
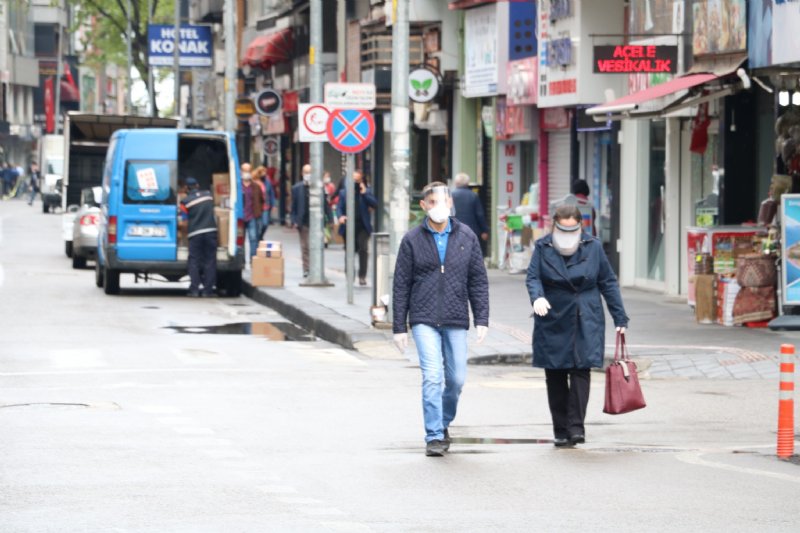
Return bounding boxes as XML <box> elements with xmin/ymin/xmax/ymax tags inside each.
<box><xmin>188</xmin><ymin>231</ymin><xmax>217</xmax><ymax>295</ymax></box>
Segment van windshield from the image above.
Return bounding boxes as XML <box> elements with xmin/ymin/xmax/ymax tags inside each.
<box><xmin>124</xmin><ymin>160</ymin><xmax>176</xmax><ymax>204</ymax></box>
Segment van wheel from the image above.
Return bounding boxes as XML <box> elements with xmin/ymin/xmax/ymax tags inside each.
<box><xmin>104</xmin><ymin>268</ymin><xmax>120</xmax><ymax>295</ymax></box>
<box><xmin>65</xmin><ymin>241</ymin><xmax>73</xmax><ymax>258</ymax></box>
<box><xmin>72</xmin><ymin>255</ymin><xmax>86</xmax><ymax>269</ymax></box>
<box><xmin>95</xmin><ymin>261</ymin><xmax>104</xmax><ymax>288</ymax></box>
<box><xmin>226</xmin><ymin>271</ymin><xmax>242</xmax><ymax>297</ymax></box>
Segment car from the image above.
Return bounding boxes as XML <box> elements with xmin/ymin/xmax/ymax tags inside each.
<box><xmin>71</xmin><ymin>186</ymin><xmax>102</xmax><ymax>269</ymax></box>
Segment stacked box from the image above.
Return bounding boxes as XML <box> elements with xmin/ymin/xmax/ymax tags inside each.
<box><xmin>215</xmin><ymin>207</ymin><xmax>230</xmax><ymax>247</ymax></box>
<box><xmin>212</xmin><ymin>173</ymin><xmax>230</xmax><ymax>207</ymax></box>
<box><xmin>256</xmin><ymin>240</ymin><xmax>282</xmax><ymax>258</ymax></box>
<box><xmin>252</xmin><ymin>256</ymin><xmax>284</xmax><ymax>287</ymax></box>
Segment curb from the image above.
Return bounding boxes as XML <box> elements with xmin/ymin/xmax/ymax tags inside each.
<box><xmin>242</xmin><ymin>279</ymin><xmax>388</xmax><ymax>350</ymax></box>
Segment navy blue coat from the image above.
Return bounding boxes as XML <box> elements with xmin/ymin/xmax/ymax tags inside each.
<box><xmin>336</xmin><ymin>183</ymin><xmax>377</xmax><ymax>235</ymax></box>
<box><xmin>452</xmin><ymin>186</ymin><xmax>489</xmax><ymax>238</ymax></box>
<box><xmin>393</xmin><ymin>218</ymin><xmax>489</xmax><ymax>333</ymax></box>
<box><xmin>526</xmin><ymin>233</ymin><xmax>628</xmax><ymax>369</ymax></box>
<box><xmin>290</xmin><ymin>181</ymin><xmax>331</xmax><ymax>227</ymax></box>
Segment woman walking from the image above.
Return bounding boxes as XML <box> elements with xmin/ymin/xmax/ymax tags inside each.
<box><xmin>526</xmin><ymin>204</ymin><xmax>629</xmax><ymax>447</ymax></box>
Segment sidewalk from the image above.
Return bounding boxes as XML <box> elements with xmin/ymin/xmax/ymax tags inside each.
<box><xmin>244</xmin><ymin>225</ymin><xmax>799</xmax><ymax>380</ymax></box>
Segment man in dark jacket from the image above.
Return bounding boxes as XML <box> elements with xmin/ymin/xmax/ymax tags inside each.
<box><xmin>451</xmin><ymin>172</ymin><xmax>489</xmax><ymax>246</ymax></box>
<box><xmin>392</xmin><ymin>182</ymin><xmax>490</xmax><ymax>457</ymax></box>
<box><xmin>290</xmin><ymin>164</ymin><xmax>312</xmax><ymax>277</ymax></box>
<box><xmin>336</xmin><ymin>170</ymin><xmax>378</xmax><ymax>285</ymax></box>
<box><xmin>180</xmin><ymin>177</ymin><xmax>217</xmax><ymax>297</ymax></box>
<box><xmin>27</xmin><ymin>161</ymin><xmax>41</xmax><ymax>206</ymax></box>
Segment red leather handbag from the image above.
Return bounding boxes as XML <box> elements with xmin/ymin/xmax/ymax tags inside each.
<box><xmin>603</xmin><ymin>332</ymin><xmax>646</xmax><ymax>415</ymax></box>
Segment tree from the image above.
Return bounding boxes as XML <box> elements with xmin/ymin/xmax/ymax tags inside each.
<box><xmin>71</xmin><ymin>0</ymin><xmax>175</xmax><ymax>115</ymax></box>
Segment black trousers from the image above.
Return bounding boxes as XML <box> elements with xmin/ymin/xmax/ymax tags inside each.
<box><xmin>544</xmin><ymin>368</ymin><xmax>591</xmax><ymax>439</ymax></box>
<box><xmin>343</xmin><ymin>227</ymin><xmax>370</xmax><ymax>279</ymax></box>
<box><xmin>188</xmin><ymin>232</ymin><xmax>217</xmax><ymax>295</ymax></box>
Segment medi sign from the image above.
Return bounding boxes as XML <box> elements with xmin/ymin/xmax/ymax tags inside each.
<box><xmin>148</xmin><ymin>24</ymin><xmax>213</xmax><ymax>67</ymax></box>
<box><xmin>593</xmin><ymin>45</ymin><xmax>677</xmax><ymax>74</ymax></box>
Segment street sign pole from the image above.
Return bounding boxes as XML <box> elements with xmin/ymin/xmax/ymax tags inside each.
<box><xmin>305</xmin><ymin>0</ymin><xmax>329</xmax><ymax>287</ymax></box>
<box><xmin>345</xmin><ymin>154</ymin><xmax>355</xmax><ymax>304</ymax></box>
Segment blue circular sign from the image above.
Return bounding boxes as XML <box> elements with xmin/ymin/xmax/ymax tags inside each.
<box><xmin>326</xmin><ymin>109</ymin><xmax>375</xmax><ymax>154</ymax></box>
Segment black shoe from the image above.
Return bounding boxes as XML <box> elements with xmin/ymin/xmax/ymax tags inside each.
<box><xmin>425</xmin><ymin>440</ymin><xmax>446</xmax><ymax>457</ymax></box>
<box><xmin>200</xmin><ymin>292</ymin><xmax>215</xmax><ymax>298</ymax></box>
<box><xmin>553</xmin><ymin>437</ymin><xmax>572</xmax><ymax>448</ymax></box>
<box><xmin>569</xmin><ymin>434</ymin><xmax>585</xmax><ymax>445</ymax></box>
<box><xmin>358</xmin><ymin>277</ymin><xmax>367</xmax><ymax>286</ymax></box>
<box><xmin>442</xmin><ymin>429</ymin><xmax>451</xmax><ymax>452</ymax></box>
<box><xmin>187</xmin><ymin>290</ymin><xmax>200</xmax><ymax>298</ymax></box>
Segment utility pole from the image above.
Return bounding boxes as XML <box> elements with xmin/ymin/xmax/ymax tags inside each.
<box><xmin>223</xmin><ymin>0</ymin><xmax>236</xmax><ymax>131</ymax></box>
<box><xmin>127</xmin><ymin>0</ymin><xmax>133</xmax><ymax>114</ymax></box>
<box><xmin>303</xmin><ymin>0</ymin><xmax>330</xmax><ymax>286</ymax></box>
<box><xmin>388</xmin><ymin>0</ymin><xmax>410</xmax><ymax>315</ymax></box>
<box><xmin>173</xmin><ymin>0</ymin><xmax>181</xmax><ymax>121</ymax></box>
<box><xmin>147</xmin><ymin>0</ymin><xmax>155</xmax><ymax>116</ymax></box>
<box><xmin>53</xmin><ymin>10</ymin><xmax>63</xmax><ymax>133</ymax></box>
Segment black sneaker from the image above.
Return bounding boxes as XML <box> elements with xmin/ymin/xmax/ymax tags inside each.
<box><xmin>442</xmin><ymin>429</ymin><xmax>451</xmax><ymax>452</ymax></box>
<box><xmin>553</xmin><ymin>437</ymin><xmax>572</xmax><ymax>447</ymax></box>
<box><xmin>569</xmin><ymin>434</ymin><xmax>585</xmax><ymax>445</ymax></box>
<box><xmin>425</xmin><ymin>440</ymin><xmax>446</xmax><ymax>457</ymax></box>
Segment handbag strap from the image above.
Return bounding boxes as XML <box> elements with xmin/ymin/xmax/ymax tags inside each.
<box><xmin>614</xmin><ymin>331</ymin><xmax>630</xmax><ymax>362</ymax></box>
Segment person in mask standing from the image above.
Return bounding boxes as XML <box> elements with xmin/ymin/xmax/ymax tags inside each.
<box><xmin>526</xmin><ymin>204</ymin><xmax>629</xmax><ymax>448</ymax></box>
<box><xmin>393</xmin><ymin>182</ymin><xmax>490</xmax><ymax>457</ymax></box>
<box><xmin>290</xmin><ymin>164</ymin><xmax>313</xmax><ymax>277</ymax></box>
<box><xmin>337</xmin><ymin>170</ymin><xmax>377</xmax><ymax>286</ymax></box>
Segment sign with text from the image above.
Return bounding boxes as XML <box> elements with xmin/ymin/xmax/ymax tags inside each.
<box><xmin>497</xmin><ymin>142</ymin><xmax>521</xmax><ymax>209</ymax></box>
<box><xmin>148</xmin><ymin>24</ymin><xmax>213</xmax><ymax>67</ymax></box>
<box><xmin>323</xmin><ymin>83</ymin><xmax>376</xmax><ymax>110</ymax></box>
<box><xmin>593</xmin><ymin>45</ymin><xmax>677</xmax><ymax>74</ymax></box>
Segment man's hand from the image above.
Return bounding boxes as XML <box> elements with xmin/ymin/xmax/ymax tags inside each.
<box><xmin>476</xmin><ymin>325</ymin><xmax>488</xmax><ymax>344</ymax></box>
<box><xmin>338</xmin><ymin>215</ymin><xmax>347</xmax><ymax>225</ymax></box>
<box><xmin>393</xmin><ymin>333</ymin><xmax>408</xmax><ymax>352</ymax></box>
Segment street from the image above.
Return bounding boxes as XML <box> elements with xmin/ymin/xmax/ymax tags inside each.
<box><xmin>1</xmin><ymin>199</ymin><xmax>799</xmax><ymax>532</ymax></box>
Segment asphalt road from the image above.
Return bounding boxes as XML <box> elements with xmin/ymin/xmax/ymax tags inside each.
<box><xmin>1</xmin><ymin>199</ymin><xmax>799</xmax><ymax>532</ymax></box>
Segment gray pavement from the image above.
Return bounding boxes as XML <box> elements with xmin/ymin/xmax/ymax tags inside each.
<box><xmin>246</xmin><ymin>224</ymin><xmax>800</xmax><ymax>379</ymax></box>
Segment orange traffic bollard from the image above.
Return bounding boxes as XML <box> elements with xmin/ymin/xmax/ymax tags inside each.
<box><xmin>777</xmin><ymin>344</ymin><xmax>795</xmax><ymax>459</ymax></box>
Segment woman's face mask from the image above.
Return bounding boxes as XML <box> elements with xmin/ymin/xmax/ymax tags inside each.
<box><xmin>552</xmin><ymin>220</ymin><xmax>582</xmax><ymax>255</ymax></box>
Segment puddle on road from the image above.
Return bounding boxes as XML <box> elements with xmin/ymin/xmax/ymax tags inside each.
<box><xmin>164</xmin><ymin>322</ymin><xmax>315</xmax><ymax>341</ymax></box>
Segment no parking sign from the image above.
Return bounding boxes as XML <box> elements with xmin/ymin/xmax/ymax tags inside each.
<box><xmin>325</xmin><ymin>109</ymin><xmax>375</xmax><ymax>154</ymax></box>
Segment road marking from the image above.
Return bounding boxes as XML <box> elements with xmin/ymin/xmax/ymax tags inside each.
<box><xmin>138</xmin><ymin>405</ymin><xmax>183</xmax><ymax>414</ymax></box>
<box><xmin>258</xmin><ymin>485</ymin><xmax>298</xmax><ymax>494</ymax></box>
<box><xmin>172</xmin><ymin>427</ymin><xmax>215</xmax><ymax>435</ymax></box>
<box><xmin>203</xmin><ymin>449</ymin><xmax>246</xmax><ymax>459</ymax></box>
<box><xmin>676</xmin><ymin>451</ymin><xmax>800</xmax><ymax>484</ymax></box>
<box><xmin>297</xmin><ymin>507</ymin><xmax>347</xmax><ymax>517</ymax></box>
<box><xmin>49</xmin><ymin>349</ymin><xmax>108</xmax><ymax>369</ymax></box>
<box><xmin>276</xmin><ymin>497</ymin><xmax>325</xmax><ymax>505</ymax></box>
<box><xmin>180</xmin><ymin>438</ymin><xmax>235</xmax><ymax>447</ymax></box>
<box><xmin>156</xmin><ymin>416</ymin><xmax>194</xmax><ymax>425</ymax></box>
<box><xmin>319</xmin><ymin>521</ymin><xmax>373</xmax><ymax>532</ymax></box>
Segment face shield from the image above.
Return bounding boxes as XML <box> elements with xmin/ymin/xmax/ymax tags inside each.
<box><xmin>420</xmin><ymin>185</ymin><xmax>452</xmax><ymax>224</ymax></box>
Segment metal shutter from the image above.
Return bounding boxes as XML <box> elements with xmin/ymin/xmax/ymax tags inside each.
<box><xmin>547</xmin><ymin>131</ymin><xmax>571</xmax><ymax>208</ymax></box>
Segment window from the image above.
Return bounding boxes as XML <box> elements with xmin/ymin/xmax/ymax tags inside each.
<box><xmin>124</xmin><ymin>160</ymin><xmax>176</xmax><ymax>204</ymax></box>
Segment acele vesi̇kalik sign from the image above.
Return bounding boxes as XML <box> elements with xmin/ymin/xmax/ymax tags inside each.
<box><xmin>593</xmin><ymin>45</ymin><xmax>677</xmax><ymax>74</ymax></box>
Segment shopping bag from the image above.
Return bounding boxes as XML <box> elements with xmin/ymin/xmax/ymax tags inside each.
<box><xmin>603</xmin><ymin>332</ymin><xmax>646</xmax><ymax>415</ymax></box>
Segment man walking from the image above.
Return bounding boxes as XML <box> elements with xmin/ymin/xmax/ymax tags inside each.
<box><xmin>392</xmin><ymin>182</ymin><xmax>490</xmax><ymax>456</ymax></box>
<box><xmin>336</xmin><ymin>170</ymin><xmax>377</xmax><ymax>286</ymax></box>
<box><xmin>27</xmin><ymin>161</ymin><xmax>40</xmax><ymax>206</ymax></box>
<box><xmin>241</xmin><ymin>171</ymin><xmax>264</xmax><ymax>261</ymax></box>
<box><xmin>451</xmin><ymin>172</ymin><xmax>489</xmax><ymax>246</ymax></box>
<box><xmin>180</xmin><ymin>177</ymin><xmax>217</xmax><ymax>297</ymax></box>
<box><xmin>290</xmin><ymin>164</ymin><xmax>312</xmax><ymax>277</ymax></box>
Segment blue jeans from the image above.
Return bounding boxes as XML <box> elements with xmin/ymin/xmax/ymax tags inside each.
<box><xmin>411</xmin><ymin>324</ymin><xmax>468</xmax><ymax>443</ymax></box>
<box><xmin>260</xmin><ymin>210</ymin><xmax>271</xmax><ymax>239</ymax></box>
<box><xmin>245</xmin><ymin>218</ymin><xmax>261</xmax><ymax>258</ymax></box>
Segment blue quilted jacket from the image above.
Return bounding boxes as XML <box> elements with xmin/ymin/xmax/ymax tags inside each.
<box><xmin>392</xmin><ymin>218</ymin><xmax>489</xmax><ymax>333</ymax></box>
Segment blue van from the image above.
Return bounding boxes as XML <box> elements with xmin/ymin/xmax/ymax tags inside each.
<box><xmin>96</xmin><ymin>129</ymin><xmax>245</xmax><ymax>295</ymax></box>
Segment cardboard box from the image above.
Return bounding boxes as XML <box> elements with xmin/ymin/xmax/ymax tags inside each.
<box><xmin>215</xmin><ymin>207</ymin><xmax>230</xmax><ymax>247</ymax></box>
<box><xmin>212</xmin><ymin>173</ymin><xmax>230</xmax><ymax>205</ymax></box>
<box><xmin>251</xmin><ymin>256</ymin><xmax>284</xmax><ymax>287</ymax></box>
<box><xmin>694</xmin><ymin>274</ymin><xmax>716</xmax><ymax>324</ymax></box>
<box><xmin>256</xmin><ymin>240</ymin><xmax>282</xmax><ymax>258</ymax></box>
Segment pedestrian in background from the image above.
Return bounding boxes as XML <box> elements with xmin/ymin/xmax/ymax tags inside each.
<box><xmin>337</xmin><ymin>170</ymin><xmax>377</xmax><ymax>286</ymax></box>
<box><xmin>451</xmin><ymin>172</ymin><xmax>489</xmax><ymax>246</ymax></box>
<box><xmin>526</xmin><ymin>204</ymin><xmax>628</xmax><ymax>447</ymax></box>
<box><xmin>393</xmin><ymin>182</ymin><xmax>489</xmax><ymax>457</ymax></box>
<box><xmin>323</xmin><ymin>170</ymin><xmax>337</xmax><ymax>246</ymax></box>
<box><xmin>291</xmin><ymin>164</ymin><xmax>313</xmax><ymax>277</ymax></box>
<box><xmin>253</xmin><ymin>165</ymin><xmax>275</xmax><ymax>239</ymax></box>
<box><xmin>180</xmin><ymin>177</ymin><xmax>217</xmax><ymax>297</ymax></box>
<box><xmin>27</xmin><ymin>161</ymin><xmax>40</xmax><ymax>206</ymax></box>
<box><xmin>571</xmin><ymin>179</ymin><xmax>597</xmax><ymax>236</ymax></box>
<box><xmin>241</xmin><ymin>171</ymin><xmax>264</xmax><ymax>261</ymax></box>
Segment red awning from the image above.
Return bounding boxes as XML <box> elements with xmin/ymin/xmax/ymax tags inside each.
<box><xmin>242</xmin><ymin>28</ymin><xmax>294</xmax><ymax>70</ymax></box>
<box><xmin>586</xmin><ymin>73</ymin><xmax>717</xmax><ymax>116</ymax></box>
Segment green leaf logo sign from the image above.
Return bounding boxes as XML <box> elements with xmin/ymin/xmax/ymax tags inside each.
<box><xmin>421</xmin><ymin>79</ymin><xmax>433</xmax><ymax>90</ymax></box>
<box><xmin>411</xmin><ymin>79</ymin><xmax>423</xmax><ymax>90</ymax></box>
<box><xmin>409</xmin><ymin>69</ymin><xmax>438</xmax><ymax>103</ymax></box>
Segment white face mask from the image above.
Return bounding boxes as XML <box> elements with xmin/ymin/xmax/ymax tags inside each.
<box><xmin>427</xmin><ymin>204</ymin><xmax>450</xmax><ymax>224</ymax></box>
<box><xmin>552</xmin><ymin>229</ymin><xmax>581</xmax><ymax>255</ymax></box>
<box><xmin>302</xmin><ymin>173</ymin><xmax>311</xmax><ymax>183</ymax></box>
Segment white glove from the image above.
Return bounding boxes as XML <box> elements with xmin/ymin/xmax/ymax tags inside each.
<box><xmin>616</xmin><ymin>326</ymin><xmax>626</xmax><ymax>334</ymax></box>
<box><xmin>393</xmin><ymin>333</ymin><xmax>408</xmax><ymax>352</ymax></box>
<box><xmin>476</xmin><ymin>325</ymin><xmax>488</xmax><ymax>344</ymax></box>
<box><xmin>533</xmin><ymin>297</ymin><xmax>551</xmax><ymax>317</ymax></box>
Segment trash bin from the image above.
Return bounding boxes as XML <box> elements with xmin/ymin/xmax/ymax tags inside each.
<box><xmin>371</xmin><ymin>232</ymin><xmax>391</xmax><ymax>327</ymax></box>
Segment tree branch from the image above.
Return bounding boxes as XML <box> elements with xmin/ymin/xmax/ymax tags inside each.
<box><xmin>82</xmin><ymin>0</ymin><xmax>128</xmax><ymax>36</ymax></box>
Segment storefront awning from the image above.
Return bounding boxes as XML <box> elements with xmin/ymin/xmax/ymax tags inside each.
<box><xmin>587</xmin><ymin>54</ymin><xmax>749</xmax><ymax>120</ymax></box>
<box><xmin>242</xmin><ymin>28</ymin><xmax>294</xmax><ymax>70</ymax></box>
